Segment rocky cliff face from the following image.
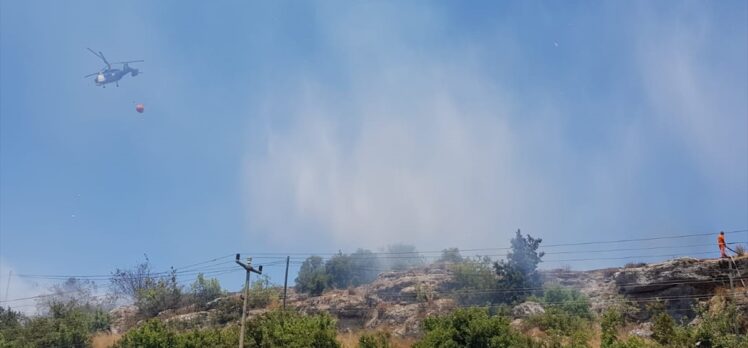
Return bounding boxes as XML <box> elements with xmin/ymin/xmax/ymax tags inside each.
<box><xmin>542</xmin><ymin>256</ymin><xmax>747</xmax><ymax>321</ymax></box>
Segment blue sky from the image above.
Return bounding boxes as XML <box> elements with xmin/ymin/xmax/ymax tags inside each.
<box><xmin>1</xmin><ymin>1</ymin><xmax>746</xmax><ymax>310</ymax></box>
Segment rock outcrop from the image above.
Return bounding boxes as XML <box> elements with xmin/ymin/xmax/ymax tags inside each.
<box><xmin>110</xmin><ymin>256</ymin><xmax>746</xmax><ymax>336</ymax></box>
<box><xmin>512</xmin><ymin>301</ymin><xmax>545</xmax><ymax>318</ymax></box>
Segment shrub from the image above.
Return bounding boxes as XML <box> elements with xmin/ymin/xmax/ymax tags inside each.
<box><xmin>541</xmin><ymin>286</ymin><xmax>592</xmax><ymax>320</ymax></box>
<box><xmin>212</xmin><ymin>296</ymin><xmax>243</xmax><ymax>325</ymax></box>
<box><xmin>735</xmin><ymin>244</ymin><xmax>746</xmax><ymax>257</ymax></box>
<box><xmin>135</xmin><ymin>269</ymin><xmax>182</xmax><ymax>317</ymax></box>
<box><xmin>115</xmin><ymin>320</ymin><xmax>239</xmax><ymax>348</ymax></box>
<box><xmin>326</xmin><ymin>253</ymin><xmax>354</xmax><ymax>289</ymax></box>
<box><xmin>111</xmin><ymin>257</ymin><xmax>183</xmax><ymax>317</ymax></box>
<box><xmin>650</xmin><ymin>311</ymin><xmax>676</xmax><ymax>345</ymax></box>
<box><xmin>438</xmin><ymin>248</ymin><xmax>463</xmax><ymax>264</ymax></box>
<box><xmin>358</xmin><ymin>331</ymin><xmax>392</xmax><ymax>348</ymax></box>
<box><xmin>349</xmin><ymin>249</ymin><xmax>381</xmax><ymax>286</ymax></box>
<box><xmin>449</xmin><ymin>256</ymin><xmax>498</xmax><ymax>305</ymax></box>
<box><xmin>601</xmin><ymin>308</ymin><xmax>625</xmax><ymax>348</ymax></box>
<box><xmin>295</xmin><ymin>256</ymin><xmax>329</xmax><ymax>296</ymax></box>
<box><xmin>113</xmin><ymin>319</ymin><xmax>178</xmax><ymax>348</ymax></box>
<box><xmin>494</xmin><ymin>230</ymin><xmax>544</xmax><ymax>304</ymax></box>
<box><xmin>189</xmin><ymin>273</ymin><xmax>223</xmax><ymax>309</ymax></box>
<box><xmin>384</xmin><ymin>244</ymin><xmax>423</xmax><ymax>271</ymax></box>
<box><xmin>608</xmin><ymin>337</ymin><xmax>658</xmax><ymax>348</ymax></box>
<box><xmin>244</xmin><ymin>310</ymin><xmax>340</xmax><ymax>348</ymax></box>
<box><xmin>247</xmin><ymin>275</ymin><xmax>278</xmax><ymax>309</ymax></box>
<box><xmin>691</xmin><ymin>300</ymin><xmax>748</xmax><ymax>348</ymax></box>
<box><xmin>115</xmin><ymin>310</ymin><xmax>340</xmax><ymax>348</ymax></box>
<box><xmin>526</xmin><ymin>287</ymin><xmax>594</xmax><ymax>347</ymax></box>
<box><xmin>414</xmin><ymin>308</ymin><xmax>535</xmax><ymax>348</ymax></box>
<box><xmin>527</xmin><ymin>307</ymin><xmax>591</xmax><ymax>346</ymax></box>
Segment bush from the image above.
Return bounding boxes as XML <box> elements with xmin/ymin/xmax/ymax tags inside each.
<box><xmin>414</xmin><ymin>308</ymin><xmax>535</xmax><ymax>348</ymax></box>
<box><xmin>691</xmin><ymin>300</ymin><xmax>748</xmax><ymax>348</ymax></box>
<box><xmin>358</xmin><ymin>332</ymin><xmax>392</xmax><ymax>348</ymax></box>
<box><xmin>189</xmin><ymin>273</ymin><xmax>223</xmax><ymax>309</ymax></box>
<box><xmin>438</xmin><ymin>248</ymin><xmax>463</xmax><ymax>264</ymax></box>
<box><xmin>735</xmin><ymin>244</ymin><xmax>746</xmax><ymax>257</ymax></box>
<box><xmin>115</xmin><ymin>310</ymin><xmax>340</xmax><ymax>348</ymax></box>
<box><xmin>136</xmin><ymin>269</ymin><xmax>182</xmax><ymax>317</ymax></box>
<box><xmin>114</xmin><ymin>319</ymin><xmax>178</xmax><ymax>348</ymax></box>
<box><xmin>494</xmin><ymin>230</ymin><xmax>544</xmax><ymax>304</ymax></box>
<box><xmin>247</xmin><ymin>275</ymin><xmax>278</xmax><ymax>309</ymax></box>
<box><xmin>608</xmin><ymin>337</ymin><xmax>658</xmax><ymax>348</ymax></box>
<box><xmin>525</xmin><ymin>287</ymin><xmax>594</xmax><ymax>347</ymax></box>
<box><xmin>244</xmin><ymin>310</ymin><xmax>340</xmax><ymax>348</ymax></box>
<box><xmin>601</xmin><ymin>308</ymin><xmax>625</xmax><ymax>348</ymax></box>
<box><xmin>212</xmin><ymin>297</ymin><xmax>243</xmax><ymax>325</ymax></box>
<box><xmin>384</xmin><ymin>244</ymin><xmax>423</xmax><ymax>271</ymax></box>
<box><xmin>541</xmin><ymin>286</ymin><xmax>592</xmax><ymax>320</ymax></box>
<box><xmin>449</xmin><ymin>256</ymin><xmax>498</xmax><ymax>305</ymax></box>
<box><xmin>111</xmin><ymin>257</ymin><xmax>183</xmax><ymax>317</ymax></box>
<box><xmin>0</xmin><ymin>300</ymin><xmax>113</xmax><ymax>348</ymax></box>
<box><xmin>349</xmin><ymin>249</ymin><xmax>381</xmax><ymax>286</ymax></box>
<box><xmin>326</xmin><ymin>253</ymin><xmax>354</xmax><ymax>289</ymax></box>
<box><xmin>295</xmin><ymin>256</ymin><xmax>329</xmax><ymax>296</ymax></box>
<box><xmin>527</xmin><ymin>307</ymin><xmax>591</xmax><ymax>347</ymax></box>
<box><xmin>650</xmin><ymin>312</ymin><xmax>676</xmax><ymax>345</ymax></box>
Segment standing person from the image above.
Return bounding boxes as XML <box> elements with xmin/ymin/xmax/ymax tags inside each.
<box><xmin>718</xmin><ymin>231</ymin><xmax>727</xmax><ymax>258</ymax></box>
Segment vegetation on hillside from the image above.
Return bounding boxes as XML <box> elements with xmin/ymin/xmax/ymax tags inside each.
<box><xmin>2</xmin><ymin>232</ymin><xmax>746</xmax><ymax>347</ymax></box>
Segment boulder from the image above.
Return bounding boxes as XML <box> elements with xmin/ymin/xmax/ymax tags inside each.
<box><xmin>512</xmin><ymin>301</ymin><xmax>545</xmax><ymax>318</ymax></box>
<box><xmin>629</xmin><ymin>322</ymin><xmax>653</xmax><ymax>338</ymax></box>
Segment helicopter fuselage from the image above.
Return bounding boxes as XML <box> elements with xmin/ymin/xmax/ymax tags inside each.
<box><xmin>86</xmin><ymin>48</ymin><xmax>142</xmax><ymax>88</ymax></box>
<box><xmin>94</xmin><ymin>66</ymin><xmax>138</xmax><ymax>87</ymax></box>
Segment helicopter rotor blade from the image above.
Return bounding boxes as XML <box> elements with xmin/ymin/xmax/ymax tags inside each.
<box><xmin>112</xmin><ymin>60</ymin><xmax>144</xmax><ymax>64</ymax></box>
<box><xmin>98</xmin><ymin>51</ymin><xmax>111</xmax><ymax>69</ymax></box>
<box><xmin>84</xmin><ymin>72</ymin><xmax>100</xmax><ymax>78</ymax></box>
<box><xmin>87</xmin><ymin>48</ymin><xmax>110</xmax><ymax>69</ymax></box>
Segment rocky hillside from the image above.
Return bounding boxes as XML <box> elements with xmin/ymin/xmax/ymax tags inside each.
<box><xmin>111</xmin><ymin>256</ymin><xmax>747</xmax><ymax>337</ymax></box>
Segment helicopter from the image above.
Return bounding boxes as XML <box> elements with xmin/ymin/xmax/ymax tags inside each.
<box><xmin>85</xmin><ymin>48</ymin><xmax>143</xmax><ymax>87</ymax></box>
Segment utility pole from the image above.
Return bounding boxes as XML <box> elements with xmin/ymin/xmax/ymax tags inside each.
<box><xmin>283</xmin><ymin>256</ymin><xmax>290</xmax><ymax>310</ymax></box>
<box><xmin>4</xmin><ymin>271</ymin><xmax>11</xmax><ymax>303</ymax></box>
<box><xmin>236</xmin><ymin>254</ymin><xmax>262</xmax><ymax>348</ymax></box>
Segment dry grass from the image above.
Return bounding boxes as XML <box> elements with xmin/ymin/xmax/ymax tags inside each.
<box><xmin>91</xmin><ymin>333</ymin><xmax>121</xmax><ymax>348</ymax></box>
<box><xmin>337</xmin><ymin>330</ymin><xmax>416</xmax><ymax>348</ymax></box>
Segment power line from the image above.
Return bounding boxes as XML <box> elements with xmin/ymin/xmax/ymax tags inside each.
<box><xmin>243</xmin><ymin>229</ymin><xmax>748</xmax><ymax>257</ymax></box>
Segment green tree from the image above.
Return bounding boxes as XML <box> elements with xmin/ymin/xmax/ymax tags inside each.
<box><xmin>350</xmin><ymin>249</ymin><xmax>381</xmax><ymax>286</ymax></box>
<box><xmin>493</xmin><ymin>230</ymin><xmax>544</xmax><ymax>304</ymax></box>
<box><xmin>325</xmin><ymin>253</ymin><xmax>354</xmax><ymax>289</ymax></box>
<box><xmin>295</xmin><ymin>256</ymin><xmax>329</xmax><ymax>296</ymax></box>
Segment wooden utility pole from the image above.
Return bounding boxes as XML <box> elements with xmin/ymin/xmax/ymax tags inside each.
<box><xmin>283</xmin><ymin>256</ymin><xmax>290</xmax><ymax>310</ymax></box>
<box><xmin>235</xmin><ymin>254</ymin><xmax>262</xmax><ymax>348</ymax></box>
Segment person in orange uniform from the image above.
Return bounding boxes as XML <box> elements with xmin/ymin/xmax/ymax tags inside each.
<box><xmin>718</xmin><ymin>231</ymin><xmax>727</xmax><ymax>258</ymax></box>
